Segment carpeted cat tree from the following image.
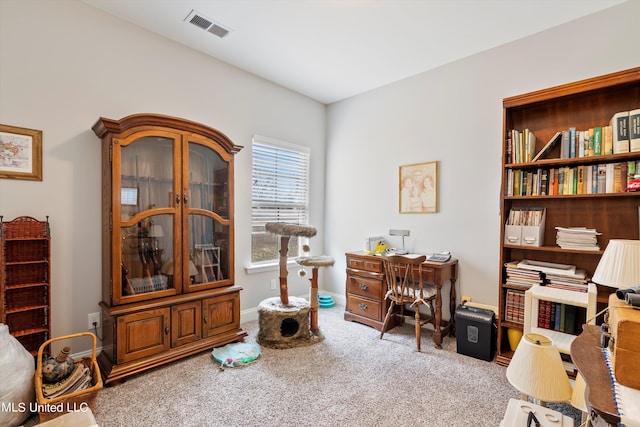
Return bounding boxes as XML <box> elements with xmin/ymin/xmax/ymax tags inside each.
<box><xmin>257</xmin><ymin>222</ymin><xmax>333</xmax><ymax>348</ymax></box>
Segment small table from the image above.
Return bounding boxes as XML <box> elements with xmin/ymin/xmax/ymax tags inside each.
<box><xmin>500</xmin><ymin>399</ymin><xmax>574</xmax><ymax>427</ymax></box>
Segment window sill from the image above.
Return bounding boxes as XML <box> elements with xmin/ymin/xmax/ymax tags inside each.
<box><xmin>245</xmin><ymin>259</ymin><xmax>299</xmax><ymax>275</ymax></box>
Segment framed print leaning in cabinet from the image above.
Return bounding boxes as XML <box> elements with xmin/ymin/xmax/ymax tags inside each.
<box><xmin>399</xmin><ymin>161</ymin><xmax>438</xmax><ymax>213</ymax></box>
<box><xmin>0</xmin><ymin>124</ymin><xmax>43</xmax><ymax>181</ymax></box>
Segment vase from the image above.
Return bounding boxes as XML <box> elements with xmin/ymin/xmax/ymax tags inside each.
<box><xmin>41</xmin><ymin>346</ymin><xmax>74</xmax><ymax>383</ymax></box>
<box><xmin>507</xmin><ymin>328</ymin><xmax>523</xmax><ymax>352</ymax></box>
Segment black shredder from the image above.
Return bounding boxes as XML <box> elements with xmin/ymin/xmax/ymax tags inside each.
<box><xmin>455</xmin><ymin>304</ymin><xmax>496</xmax><ymax>361</ymax></box>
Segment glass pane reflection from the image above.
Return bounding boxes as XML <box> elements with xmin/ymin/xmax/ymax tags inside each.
<box><xmin>188</xmin><ymin>142</ymin><xmax>228</xmax><ymax>218</ymax></box>
<box><xmin>120</xmin><ymin>214</ymin><xmax>174</xmax><ymax>295</ymax></box>
<box><xmin>121</xmin><ymin>137</ymin><xmax>174</xmax><ymax>215</ymax></box>
<box><xmin>189</xmin><ymin>214</ymin><xmax>229</xmax><ymax>284</ymax></box>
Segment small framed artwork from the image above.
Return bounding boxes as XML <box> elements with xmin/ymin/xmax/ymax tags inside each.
<box><xmin>0</xmin><ymin>124</ymin><xmax>43</xmax><ymax>181</ymax></box>
<box><xmin>399</xmin><ymin>161</ymin><xmax>438</xmax><ymax>213</ymax></box>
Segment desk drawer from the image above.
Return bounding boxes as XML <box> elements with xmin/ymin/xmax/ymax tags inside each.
<box><xmin>346</xmin><ymin>294</ymin><xmax>382</xmax><ymax>322</ymax></box>
<box><xmin>347</xmin><ymin>273</ymin><xmax>383</xmax><ymax>299</ymax></box>
<box><xmin>422</xmin><ymin>267</ymin><xmax>435</xmax><ymax>283</ymax></box>
<box><xmin>347</xmin><ymin>256</ymin><xmax>383</xmax><ymax>273</ymax></box>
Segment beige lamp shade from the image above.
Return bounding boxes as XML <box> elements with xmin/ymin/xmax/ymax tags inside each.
<box><xmin>591</xmin><ymin>240</ymin><xmax>640</xmax><ymax>288</ymax></box>
<box><xmin>506</xmin><ymin>333</ymin><xmax>572</xmax><ymax>403</ymax></box>
<box><xmin>148</xmin><ymin>224</ymin><xmax>164</xmax><ymax>238</ymax></box>
<box><xmin>570</xmin><ymin>372</ymin><xmax>588</xmax><ymax>412</ymax></box>
<box><xmin>160</xmin><ymin>260</ymin><xmax>198</xmax><ymax>276</ymax></box>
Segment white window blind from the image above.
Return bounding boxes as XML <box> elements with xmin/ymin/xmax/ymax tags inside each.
<box><xmin>251</xmin><ymin>135</ymin><xmax>310</xmax><ymax>263</ymax></box>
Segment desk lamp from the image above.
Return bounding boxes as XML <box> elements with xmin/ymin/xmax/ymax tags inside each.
<box><xmin>389</xmin><ymin>229</ymin><xmax>409</xmax><ymax>255</ymax></box>
<box><xmin>506</xmin><ymin>333</ymin><xmax>572</xmax><ymax>405</ymax></box>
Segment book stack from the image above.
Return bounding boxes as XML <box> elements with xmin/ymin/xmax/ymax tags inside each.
<box><xmin>555</xmin><ymin>226</ymin><xmax>601</xmax><ymax>251</ymax></box>
<box><xmin>537</xmin><ymin>301</ymin><xmax>586</xmax><ymax>335</ymax></box>
<box><xmin>504</xmin><ymin>289</ymin><xmax>525</xmax><ymax>324</ymax></box>
<box><xmin>42</xmin><ymin>362</ymin><xmax>93</xmax><ymax>398</ymax></box>
<box><xmin>545</xmin><ymin>270</ymin><xmax>589</xmax><ymax>293</ymax></box>
<box><xmin>504</xmin><ymin>261</ymin><xmax>545</xmax><ymax>289</ymax></box>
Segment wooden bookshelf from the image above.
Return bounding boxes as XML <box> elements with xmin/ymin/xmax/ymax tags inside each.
<box><xmin>497</xmin><ymin>67</ymin><xmax>640</xmax><ymax>367</ymax></box>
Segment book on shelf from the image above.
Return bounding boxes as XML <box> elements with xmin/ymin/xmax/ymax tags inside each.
<box><xmin>531</xmin><ymin>131</ymin><xmax>562</xmax><ymax>162</ymax></box>
<box><xmin>631</xmin><ymin>108</ymin><xmax>640</xmax><ymax>153</ymax></box>
<box><xmin>507</xmin><ymin>129</ymin><xmax>537</xmax><ymax>163</ymax></box>
<box><xmin>537</xmin><ymin>301</ymin><xmax>586</xmax><ymax>335</ymax></box>
<box><xmin>506</xmin><ymin>162</ymin><xmax>635</xmax><ymax>197</ymax></box>
<box><xmin>603</xmin><ymin>124</ymin><xmax>613</xmax><ymax>155</ymax></box>
<box><xmin>561</xmin><ymin>130</ymin><xmax>570</xmax><ymax>159</ymax></box>
<box><xmin>592</xmin><ymin>126</ymin><xmax>603</xmax><ymax>156</ymax></box>
<box><xmin>611</xmin><ymin>111</ymin><xmax>630</xmax><ymax>154</ymax></box>
<box><xmin>505</xmin><ymin>289</ymin><xmax>525</xmax><ymax>324</ymax></box>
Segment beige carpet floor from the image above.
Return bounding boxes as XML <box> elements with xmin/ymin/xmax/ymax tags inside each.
<box><xmin>24</xmin><ymin>305</ymin><xmax>581</xmax><ymax>426</ymax></box>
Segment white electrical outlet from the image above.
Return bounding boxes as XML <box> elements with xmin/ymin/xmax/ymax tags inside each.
<box><xmin>88</xmin><ymin>312</ymin><xmax>101</xmax><ymax>330</ymax></box>
<box><xmin>270</xmin><ymin>278</ymin><xmax>277</xmax><ymax>290</ymax></box>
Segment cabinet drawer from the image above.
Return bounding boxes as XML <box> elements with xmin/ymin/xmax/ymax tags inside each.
<box><xmin>347</xmin><ymin>256</ymin><xmax>383</xmax><ymax>273</ymax></box>
<box><xmin>346</xmin><ymin>294</ymin><xmax>382</xmax><ymax>322</ymax></box>
<box><xmin>347</xmin><ymin>274</ymin><xmax>383</xmax><ymax>300</ymax></box>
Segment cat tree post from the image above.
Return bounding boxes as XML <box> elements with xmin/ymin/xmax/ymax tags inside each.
<box><xmin>295</xmin><ymin>255</ymin><xmax>335</xmax><ymax>333</ymax></box>
<box><xmin>265</xmin><ymin>222</ymin><xmax>317</xmax><ymax>305</ymax></box>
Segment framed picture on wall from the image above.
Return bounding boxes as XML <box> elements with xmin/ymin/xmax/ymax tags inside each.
<box><xmin>0</xmin><ymin>124</ymin><xmax>43</xmax><ymax>181</ymax></box>
<box><xmin>399</xmin><ymin>161</ymin><xmax>438</xmax><ymax>213</ymax></box>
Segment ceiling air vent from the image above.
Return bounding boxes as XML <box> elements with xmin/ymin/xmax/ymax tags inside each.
<box><xmin>185</xmin><ymin>10</ymin><xmax>231</xmax><ymax>38</ymax></box>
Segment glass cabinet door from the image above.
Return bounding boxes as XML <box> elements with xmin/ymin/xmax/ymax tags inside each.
<box><xmin>184</xmin><ymin>141</ymin><xmax>232</xmax><ymax>291</ymax></box>
<box><xmin>115</xmin><ymin>134</ymin><xmax>179</xmax><ymax>302</ymax></box>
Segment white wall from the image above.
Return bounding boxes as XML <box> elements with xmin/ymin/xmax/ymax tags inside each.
<box><xmin>324</xmin><ymin>1</ymin><xmax>640</xmax><ymax>310</ymax></box>
<box><xmin>0</xmin><ymin>0</ymin><xmax>326</xmax><ymax>348</ymax></box>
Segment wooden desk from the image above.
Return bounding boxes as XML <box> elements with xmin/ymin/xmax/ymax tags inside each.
<box><xmin>344</xmin><ymin>251</ymin><xmax>458</xmax><ymax>348</ymax></box>
<box><xmin>570</xmin><ymin>325</ymin><xmax>619</xmax><ymax>426</ymax></box>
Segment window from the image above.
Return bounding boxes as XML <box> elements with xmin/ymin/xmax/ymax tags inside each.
<box><xmin>251</xmin><ymin>135</ymin><xmax>310</xmax><ymax>264</ymax></box>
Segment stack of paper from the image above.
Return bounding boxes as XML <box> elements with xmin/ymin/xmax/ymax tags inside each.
<box><xmin>516</xmin><ymin>259</ymin><xmax>589</xmax><ymax>292</ymax></box>
<box><xmin>555</xmin><ymin>227</ymin><xmax>601</xmax><ymax>251</ymax></box>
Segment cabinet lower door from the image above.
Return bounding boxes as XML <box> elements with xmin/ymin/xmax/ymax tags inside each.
<box><xmin>203</xmin><ymin>292</ymin><xmax>240</xmax><ymax>338</ymax></box>
<box><xmin>171</xmin><ymin>301</ymin><xmax>203</xmax><ymax>347</ymax></box>
<box><xmin>116</xmin><ymin>308</ymin><xmax>170</xmax><ymax>364</ymax></box>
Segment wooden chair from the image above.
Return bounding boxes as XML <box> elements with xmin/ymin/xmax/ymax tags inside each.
<box><xmin>379</xmin><ymin>254</ymin><xmax>437</xmax><ymax>351</ymax></box>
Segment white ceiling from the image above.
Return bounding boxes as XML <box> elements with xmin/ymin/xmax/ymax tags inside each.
<box><xmin>82</xmin><ymin>0</ymin><xmax>625</xmax><ymax>104</ymax></box>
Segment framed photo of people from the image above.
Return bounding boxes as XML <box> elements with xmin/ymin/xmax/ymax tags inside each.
<box><xmin>399</xmin><ymin>161</ymin><xmax>438</xmax><ymax>213</ymax></box>
<box><xmin>0</xmin><ymin>124</ymin><xmax>43</xmax><ymax>181</ymax></box>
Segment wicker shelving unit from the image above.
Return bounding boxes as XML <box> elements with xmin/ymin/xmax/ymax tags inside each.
<box><xmin>0</xmin><ymin>215</ymin><xmax>51</xmax><ymax>355</ymax></box>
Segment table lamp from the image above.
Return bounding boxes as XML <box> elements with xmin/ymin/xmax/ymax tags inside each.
<box><xmin>506</xmin><ymin>333</ymin><xmax>572</xmax><ymax>404</ymax></box>
<box><xmin>570</xmin><ymin>372</ymin><xmax>588</xmax><ymax>425</ymax></box>
<box><xmin>592</xmin><ymin>239</ymin><xmax>640</xmax><ymax>290</ymax></box>
<box><xmin>389</xmin><ymin>229</ymin><xmax>409</xmax><ymax>255</ymax></box>
<box><xmin>160</xmin><ymin>259</ymin><xmax>198</xmax><ymax>277</ymax></box>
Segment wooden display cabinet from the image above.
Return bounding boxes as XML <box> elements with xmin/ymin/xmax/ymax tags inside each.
<box><xmin>497</xmin><ymin>67</ymin><xmax>640</xmax><ymax>367</ymax></box>
<box><xmin>93</xmin><ymin>114</ymin><xmax>246</xmax><ymax>384</ymax></box>
<box><xmin>0</xmin><ymin>216</ymin><xmax>51</xmax><ymax>355</ymax></box>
